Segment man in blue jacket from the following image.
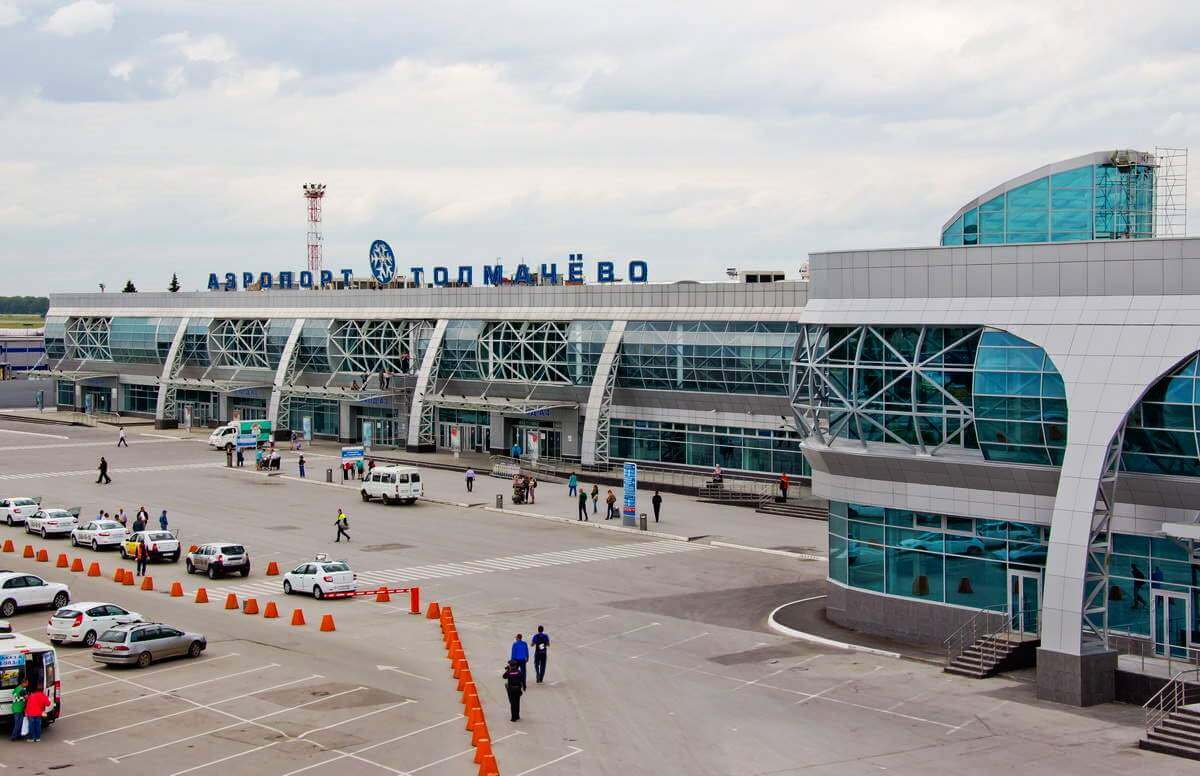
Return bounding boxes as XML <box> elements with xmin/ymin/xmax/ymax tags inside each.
<box><xmin>510</xmin><ymin>634</ymin><xmax>529</xmax><ymax>690</ymax></box>
<box><xmin>531</xmin><ymin>625</ymin><xmax>550</xmax><ymax>683</ymax></box>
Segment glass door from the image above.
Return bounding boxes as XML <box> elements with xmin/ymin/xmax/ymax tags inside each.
<box><xmin>1008</xmin><ymin>569</ymin><xmax>1040</xmax><ymax>636</ymax></box>
<box><xmin>1153</xmin><ymin>590</ymin><xmax>1190</xmax><ymax>658</ymax></box>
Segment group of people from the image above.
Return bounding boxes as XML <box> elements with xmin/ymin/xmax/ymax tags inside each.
<box><xmin>342</xmin><ymin>457</ymin><xmax>375</xmax><ymax>480</ymax></box>
<box><xmin>7</xmin><ymin>680</ymin><xmax>52</xmax><ymax>743</ymax></box>
<box><xmin>350</xmin><ymin>359</ymin><xmax>410</xmax><ymax>392</ymax></box>
<box><xmin>502</xmin><ymin>627</ymin><xmax>550</xmax><ymax>722</ymax></box>
<box><xmin>94</xmin><ymin>505</ymin><xmax>168</xmax><ymax>533</ymax></box>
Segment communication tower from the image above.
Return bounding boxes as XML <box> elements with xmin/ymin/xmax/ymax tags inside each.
<box><xmin>302</xmin><ymin>183</ymin><xmax>326</xmax><ymax>274</ymax></box>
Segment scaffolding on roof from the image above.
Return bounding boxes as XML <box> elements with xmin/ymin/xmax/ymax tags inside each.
<box><xmin>1155</xmin><ymin>147</ymin><xmax>1188</xmax><ymax>238</ymax></box>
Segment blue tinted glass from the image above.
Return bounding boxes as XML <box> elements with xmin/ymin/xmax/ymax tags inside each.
<box><xmin>979</xmin><ymin>195</ymin><xmax>1005</xmax><ymax>212</ymax></box>
<box><xmin>1007</xmin><ymin>177</ymin><xmax>1049</xmax><ymax>209</ymax></box>
<box><xmin>1007</xmin><ymin>209</ymin><xmax>1049</xmax><ymax>231</ymax></box>
<box><xmin>1051</xmin><ymin>166</ymin><xmax>1092</xmax><ymax>189</ymax></box>
<box><xmin>1052</xmin><ymin>209</ymin><xmax>1091</xmax><ymax>231</ymax></box>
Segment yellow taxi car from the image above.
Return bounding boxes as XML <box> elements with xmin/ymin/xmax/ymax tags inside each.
<box><xmin>120</xmin><ymin>530</ymin><xmax>182</xmax><ymax>563</ymax></box>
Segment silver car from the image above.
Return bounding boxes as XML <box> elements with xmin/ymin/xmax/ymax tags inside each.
<box><xmin>185</xmin><ymin>543</ymin><xmax>250</xmax><ymax>579</ymax></box>
<box><xmin>92</xmin><ymin>622</ymin><xmax>206</xmax><ymax>668</ymax></box>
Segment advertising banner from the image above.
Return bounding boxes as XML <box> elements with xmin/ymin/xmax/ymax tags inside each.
<box><xmin>622</xmin><ymin>462</ymin><xmax>637</xmax><ymax>526</ymax></box>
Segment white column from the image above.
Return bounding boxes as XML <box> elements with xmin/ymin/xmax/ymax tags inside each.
<box><xmin>407</xmin><ymin>319</ymin><xmax>448</xmax><ymax>449</ymax></box>
<box><xmin>266</xmin><ymin>319</ymin><xmax>305</xmax><ymax>430</ymax></box>
<box><xmin>581</xmin><ymin>320</ymin><xmax>625</xmax><ymax>466</ymax></box>
<box><xmin>154</xmin><ymin>317</ymin><xmax>189</xmax><ymax>424</ymax></box>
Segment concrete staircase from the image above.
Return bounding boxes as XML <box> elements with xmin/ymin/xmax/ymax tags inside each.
<box><xmin>1141</xmin><ymin>705</ymin><xmax>1200</xmax><ymax>760</ymax></box>
<box><xmin>756</xmin><ymin>499</ymin><xmax>828</xmax><ymax>521</ymax></box>
<box><xmin>944</xmin><ymin>634</ymin><xmax>1038</xmax><ymax>678</ymax></box>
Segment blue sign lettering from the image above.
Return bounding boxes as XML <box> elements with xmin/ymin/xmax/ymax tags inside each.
<box><xmin>483</xmin><ymin>265</ymin><xmax>504</xmax><ymax>286</ymax></box>
<box><xmin>279</xmin><ymin>271</ymin><xmax>293</xmax><ymax>289</ymax></box>
<box><xmin>568</xmin><ymin>259</ymin><xmax>584</xmax><ymax>283</ymax></box>
<box><xmin>225</xmin><ymin>273</ymin><xmax>236</xmax><ymax>291</ymax></box>
<box><xmin>259</xmin><ymin>272</ymin><xmax>273</xmax><ymax>289</ymax></box>
<box><xmin>208</xmin><ymin>273</ymin><xmax>220</xmax><ymax>291</ymax></box>
<box><xmin>457</xmin><ymin>266</ymin><xmax>473</xmax><ymax>285</ymax></box>
<box><xmin>319</xmin><ymin>270</ymin><xmax>333</xmax><ymax>288</ymax></box>
<box><xmin>433</xmin><ymin>266</ymin><xmax>449</xmax><ymax>286</ymax></box>
<box><xmin>242</xmin><ymin>272</ymin><xmax>254</xmax><ymax>289</ymax></box>
<box><xmin>514</xmin><ymin>264</ymin><xmax>532</xmax><ymax>284</ymax></box>
<box><xmin>597</xmin><ymin>261</ymin><xmax>615</xmax><ymax>283</ymax></box>
<box><xmin>340</xmin><ymin>269</ymin><xmax>353</xmax><ymax>286</ymax></box>
<box><xmin>410</xmin><ymin>267</ymin><xmax>424</xmax><ymax>285</ymax></box>
<box><xmin>629</xmin><ymin>260</ymin><xmax>648</xmax><ymax>282</ymax></box>
<box><xmin>299</xmin><ymin>270</ymin><xmax>313</xmax><ymax>288</ymax></box>
<box><xmin>540</xmin><ymin>263</ymin><xmax>558</xmax><ymax>284</ymax></box>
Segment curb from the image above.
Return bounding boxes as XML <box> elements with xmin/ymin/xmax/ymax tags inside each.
<box><xmin>480</xmin><ymin>507</ymin><xmax>699</xmax><ymax>542</ymax></box>
<box><xmin>766</xmin><ymin>597</ymin><xmax>902</xmax><ymax>659</ymax></box>
<box><xmin>708</xmin><ymin>541</ymin><xmax>827</xmax><ymax>561</ymax></box>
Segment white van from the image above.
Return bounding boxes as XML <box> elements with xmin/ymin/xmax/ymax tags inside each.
<box><xmin>361</xmin><ymin>466</ymin><xmax>423</xmax><ymax>505</ymax></box>
<box><xmin>0</xmin><ymin>623</ymin><xmax>61</xmax><ymax>724</ymax></box>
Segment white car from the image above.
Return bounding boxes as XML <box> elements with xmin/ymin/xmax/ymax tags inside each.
<box><xmin>282</xmin><ymin>557</ymin><xmax>357</xmax><ymax>600</ymax></box>
<box><xmin>71</xmin><ymin>520</ymin><xmax>129</xmax><ymax>550</ymax></box>
<box><xmin>0</xmin><ymin>572</ymin><xmax>70</xmax><ymax>619</ymax></box>
<box><xmin>26</xmin><ymin>508</ymin><xmax>79</xmax><ymax>538</ymax></box>
<box><xmin>46</xmin><ymin>601</ymin><xmax>142</xmax><ymax>647</ymax></box>
<box><xmin>121</xmin><ymin>530</ymin><xmax>181</xmax><ymax>562</ymax></box>
<box><xmin>0</xmin><ymin>497</ymin><xmax>40</xmax><ymax>526</ymax></box>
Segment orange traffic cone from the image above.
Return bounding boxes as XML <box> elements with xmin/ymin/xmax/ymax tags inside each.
<box><xmin>375</xmin><ymin>586</ymin><xmax>391</xmax><ymax>603</ymax></box>
<box><xmin>140</xmin><ymin>576</ymin><xmax>154</xmax><ymax>591</ymax></box>
<box><xmin>1</xmin><ymin>539</ymin><xmax>12</xmax><ymax>552</ymax></box>
<box><xmin>457</xmin><ymin>668</ymin><xmax>473</xmax><ymax>691</ymax></box>
<box><xmin>290</xmin><ymin>608</ymin><xmax>306</xmax><ymax>626</ymax></box>
<box><xmin>263</xmin><ymin>601</ymin><xmax>279</xmax><ymax>619</ymax></box>
<box><xmin>113</xmin><ymin>567</ymin><xmax>126</xmax><ymax>583</ymax></box>
<box><xmin>22</xmin><ymin>545</ymin><xmax>34</xmax><ymax>558</ymax></box>
<box><xmin>195</xmin><ymin>587</ymin><xmax>209</xmax><ymax>603</ymax></box>
<box><xmin>87</xmin><ymin>562</ymin><xmax>101</xmax><ymax>577</ymax></box>
<box><xmin>478</xmin><ymin>753</ymin><xmax>498</xmax><ymax>776</ymax></box>
<box><xmin>473</xmin><ymin>732</ymin><xmax>492</xmax><ymax>758</ymax></box>
<box><xmin>123</xmin><ymin>572</ymin><xmax>135</xmax><ymax>586</ymax></box>
<box><xmin>266</xmin><ymin>561</ymin><xmax>279</xmax><ymax>576</ymax></box>
<box><xmin>465</xmin><ymin>702</ymin><xmax>482</xmax><ymax>730</ymax></box>
<box><xmin>170</xmin><ymin>581</ymin><xmax>183</xmax><ymax>597</ymax></box>
<box><xmin>425</xmin><ymin>601</ymin><xmax>441</xmax><ymax>619</ymax></box>
<box><xmin>224</xmin><ymin>593</ymin><xmax>239</xmax><ymax>609</ymax></box>
<box><xmin>243</xmin><ymin>598</ymin><xmax>259</xmax><ymax>615</ymax></box>
<box><xmin>55</xmin><ymin>553</ymin><xmax>68</xmax><ymax>568</ymax></box>
<box><xmin>35</xmin><ymin>548</ymin><xmax>48</xmax><ymax>562</ymax></box>
<box><xmin>319</xmin><ymin>614</ymin><xmax>336</xmax><ymax>632</ymax></box>
<box><xmin>70</xmin><ymin>558</ymin><xmax>84</xmax><ymax>572</ymax></box>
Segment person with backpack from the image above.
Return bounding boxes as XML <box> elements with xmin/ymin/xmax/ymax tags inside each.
<box><xmin>502</xmin><ymin>660</ymin><xmax>524</xmax><ymax>722</ymax></box>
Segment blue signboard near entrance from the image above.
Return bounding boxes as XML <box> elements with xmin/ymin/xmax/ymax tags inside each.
<box><xmin>622</xmin><ymin>462</ymin><xmax>637</xmax><ymax>527</ymax></box>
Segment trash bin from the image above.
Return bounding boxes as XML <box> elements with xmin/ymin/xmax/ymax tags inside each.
<box><xmin>225</xmin><ymin>449</ymin><xmax>233</xmax><ymax>468</ymax></box>
<box><xmin>496</xmin><ymin>494</ymin><xmax>503</xmax><ymax>509</ymax></box>
<box><xmin>325</xmin><ymin>468</ymin><xmax>333</xmax><ymax>483</ymax></box>
<box><xmin>639</xmin><ymin>513</ymin><xmax>647</xmax><ymax>531</ymax></box>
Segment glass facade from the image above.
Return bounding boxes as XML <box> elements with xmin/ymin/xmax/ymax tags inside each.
<box><xmin>829</xmin><ymin>501</ymin><xmax>1048</xmax><ymax>612</ymax></box>
<box><xmin>617</xmin><ymin>321</ymin><xmax>799</xmax><ymax>395</ymax></box>
<box><xmin>611</xmin><ymin>418</ymin><xmax>810</xmax><ymax>476</ymax></box>
<box><xmin>44</xmin><ymin>317</ymin><xmax>67</xmax><ymax>360</ymax></box>
<box><xmin>122</xmin><ymin>383</ymin><xmax>158</xmax><ymax>414</ymax></box>
<box><xmin>289</xmin><ymin>398</ymin><xmax>340</xmax><ymax>437</ymax></box>
<box><xmin>972</xmin><ymin>331</ymin><xmax>1067</xmax><ymax>466</ymax></box>
<box><xmin>940</xmin><ymin>160</ymin><xmax>1155</xmax><ymax>246</ymax></box>
<box><xmin>107</xmin><ymin>317</ymin><xmax>181</xmax><ymax>365</ymax></box>
<box><xmin>792</xmin><ymin>325</ymin><xmax>1064</xmax><ymax>463</ymax></box>
<box><xmin>55</xmin><ymin>379</ymin><xmax>74</xmax><ymax>407</ymax></box>
<box><xmin>1123</xmin><ymin>353</ymin><xmax>1200</xmax><ymax>476</ymax></box>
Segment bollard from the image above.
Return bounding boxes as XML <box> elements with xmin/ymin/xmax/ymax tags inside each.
<box><xmin>225</xmin><ymin>448</ymin><xmax>233</xmax><ymax>468</ymax></box>
<box><xmin>495</xmin><ymin>494</ymin><xmax>503</xmax><ymax>509</ymax></box>
<box><xmin>410</xmin><ymin>586</ymin><xmax>420</xmax><ymax>615</ymax></box>
<box><xmin>640</xmin><ymin>512</ymin><xmax>648</xmax><ymax>531</ymax></box>
<box><xmin>326</xmin><ymin>468</ymin><xmax>333</xmax><ymax>483</ymax></box>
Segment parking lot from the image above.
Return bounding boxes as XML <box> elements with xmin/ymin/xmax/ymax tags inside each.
<box><xmin>0</xmin><ymin>420</ymin><xmax>1176</xmax><ymax>774</ymax></box>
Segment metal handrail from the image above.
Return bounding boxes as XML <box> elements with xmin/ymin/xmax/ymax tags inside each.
<box><xmin>944</xmin><ymin>605</ymin><xmax>1040</xmax><ymax>667</ymax></box>
<box><xmin>1145</xmin><ymin>667</ymin><xmax>1200</xmax><ymax>733</ymax></box>
<box><xmin>1111</xmin><ymin>633</ymin><xmax>1200</xmax><ymax>677</ymax></box>
<box><xmin>944</xmin><ymin>604</ymin><xmax>1006</xmax><ymax>665</ymax></box>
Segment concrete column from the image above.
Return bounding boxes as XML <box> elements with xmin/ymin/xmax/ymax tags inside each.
<box><xmin>581</xmin><ymin>320</ymin><xmax>625</xmax><ymax>466</ymax></box>
<box><xmin>339</xmin><ymin>401</ymin><xmax>352</xmax><ymax>444</ymax></box>
<box><xmin>406</xmin><ymin>319</ymin><xmax>448</xmax><ymax>452</ymax></box>
<box><xmin>153</xmin><ymin>317</ymin><xmax>189</xmax><ymax>430</ymax></box>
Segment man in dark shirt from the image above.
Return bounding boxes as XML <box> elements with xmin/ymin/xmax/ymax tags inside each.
<box><xmin>510</xmin><ymin>634</ymin><xmax>529</xmax><ymax>690</ymax></box>
<box><xmin>652</xmin><ymin>491</ymin><xmax>663</xmax><ymax>522</ymax></box>
<box><xmin>531</xmin><ymin>626</ymin><xmax>550</xmax><ymax>683</ymax></box>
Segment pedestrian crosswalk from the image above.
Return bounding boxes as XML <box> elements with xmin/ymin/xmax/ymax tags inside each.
<box><xmin>214</xmin><ymin>539</ymin><xmax>708</xmax><ymax>598</ymax></box>
<box><xmin>0</xmin><ymin>462</ymin><xmax>224</xmax><ymax>481</ymax></box>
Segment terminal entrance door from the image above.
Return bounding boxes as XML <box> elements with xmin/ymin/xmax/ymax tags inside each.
<box><xmin>1152</xmin><ymin>590</ymin><xmax>1190</xmax><ymax>658</ymax></box>
<box><xmin>1007</xmin><ymin>569</ymin><xmax>1040</xmax><ymax>636</ymax></box>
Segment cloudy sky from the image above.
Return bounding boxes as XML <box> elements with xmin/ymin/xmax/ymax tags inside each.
<box><xmin>3</xmin><ymin>0</ymin><xmax>1199</xmax><ymax>294</ymax></box>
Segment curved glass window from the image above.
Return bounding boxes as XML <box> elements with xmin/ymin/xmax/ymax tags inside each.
<box><xmin>65</xmin><ymin>317</ymin><xmax>111</xmax><ymax>361</ymax></box>
<box><xmin>941</xmin><ymin>161</ymin><xmax>1154</xmax><ymax>246</ymax></box>
<box><xmin>792</xmin><ymin>325</ymin><xmax>1065</xmax><ymax>465</ymax></box>
<box><xmin>44</xmin><ymin>317</ymin><xmax>67</xmax><ymax>360</ymax></box>
<box><xmin>1123</xmin><ymin>353</ymin><xmax>1200</xmax><ymax>476</ymax></box>
<box><xmin>617</xmin><ymin>321</ymin><xmax>799</xmax><ymax>395</ymax></box>
<box><xmin>972</xmin><ymin>331</ymin><xmax>1066</xmax><ymax>466</ymax></box>
<box><xmin>108</xmin><ymin>317</ymin><xmax>181</xmax><ymax>365</ymax></box>
<box><xmin>610</xmin><ymin>418</ymin><xmax>810</xmax><ymax>477</ymax></box>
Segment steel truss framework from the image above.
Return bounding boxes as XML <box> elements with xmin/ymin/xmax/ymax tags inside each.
<box><xmin>269</xmin><ymin>320</ymin><xmax>306</xmax><ymax>431</ymax></box>
<box><xmin>1083</xmin><ymin>426</ymin><xmax>1124</xmax><ymax>645</ymax></box>
<box><xmin>790</xmin><ymin>325</ymin><xmax>983</xmax><ymax>455</ymax></box>
<box><xmin>479</xmin><ymin>321</ymin><xmax>571</xmax><ymax>384</ymax></box>
<box><xmin>582</xmin><ymin>320</ymin><xmax>626</xmax><ymax>467</ymax></box>
<box><xmin>65</xmin><ymin>317</ymin><xmax>112</xmax><ymax>362</ymax></box>
<box><xmin>327</xmin><ymin>319</ymin><xmax>429</xmax><ymax>375</ymax></box>
<box><xmin>209</xmin><ymin>319</ymin><xmax>272</xmax><ymax>369</ymax></box>
<box><xmin>409</xmin><ymin>320</ymin><xmax>448</xmax><ymax>448</ymax></box>
<box><xmin>156</xmin><ymin>318</ymin><xmax>190</xmax><ymax>423</ymax></box>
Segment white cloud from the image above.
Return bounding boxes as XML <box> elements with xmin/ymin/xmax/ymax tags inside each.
<box><xmin>109</xmin><ymin>58</ymin><xmax>136</xmax><ymax>81</ymax></box>
<box><xmin>158</xmin><ymin>31</ymin><xmax>236</xmax><ymax>63</ymax></box>
<box><xmin>0</xmin><ymin>2</ymin><xmax>22</xmax><ymax>28</ymax></box>
<box><xmin>42</xmin><ymin>0</ymin><xmax>115</xmax><ymax>37</ymax></box>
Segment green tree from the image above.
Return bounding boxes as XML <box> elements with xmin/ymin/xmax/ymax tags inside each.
<box><xmin>122</xmin><ymin>280</ymin><xmax>137</xmax><ymax>293</ymax></box>
<box><xmin>168</xmin><ymin>273</ymin><xmax>181</xmax><ymax>292</ymax></box>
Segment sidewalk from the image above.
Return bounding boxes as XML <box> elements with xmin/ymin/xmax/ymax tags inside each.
<box><xmin>140</xmin><ymin>430</ymin><xmax>831</xmax><ymax>560</ymax></box>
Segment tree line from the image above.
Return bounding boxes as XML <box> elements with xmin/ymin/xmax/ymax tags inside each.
<box><xmin>0</xmin><ymin>296</ymin><xmax>49</xmax><ymax>315</ymax></box>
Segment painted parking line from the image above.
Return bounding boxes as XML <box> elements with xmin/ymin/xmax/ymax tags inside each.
<box><xmin>61</xmin><ymin>664</ymin><xmax>280</xmax><ymax>718</ymax></box>
<box><xmin>0</xmin><ymin>428</ymin><xmax>70</xmax><ymax>440</ymax></box>
<box><xmin>115</xmin><ymin>686</ymin><xmax>372</xmax><ymax>763</ymax></box>
<box><xmin>0</xmin><ymin>438</ymin><xmax>190</xmax><ymax>451</ymax></box>
<box><xmin>214</xmin><ymin>541</ymin><xmax>708</xmax><ymax>598</ymax></box>
<box><xmin>630</xmin><ymin>631</ymin><xmax>709</xmax><ymax>659</ymax></box>
<box><xmin>514</xmin><ymin>747</ymin><xmax>585</xmax><ymax>776</ymax></box>
<box><xmin>577</xmin><ymin>622</ymin><xmax>660</xmax><ymax>649</ymax></box>
<box><xmin>794</xmin><ymin>667</ymin><xmax>881</xmax><ymax>706</ymax></box>
<box><xmin>406</xmin><ymin>731</ymin><xmax>524</xmax><ymax>773</ymax></box>
<box><xmin>164</xmin><ymin>698</ymin><xmax>417</xmax><ymax>775</ymax></box>
<box><xmin>64</xmin><ymin>675</ymin><xmax>322</xmax><ymax>745</ymax></box>
<box><xmin>63</xmin><ymin>653</ymin><xmax>242</xmax><ymax>694</ymax></box>
<box><xmin>731</xmin><ymin>654</ymin><xmax>823</xmax><ymax>692</ymax></box>
<box><xmin>277</xmin><ymin>716</ymin><xmax>463</xmax><ymax>776</ymax></box>
<box><xmin>59</xmin><ymin>652</ymin><xmax>239</xmax><ymax>679</ymax></box>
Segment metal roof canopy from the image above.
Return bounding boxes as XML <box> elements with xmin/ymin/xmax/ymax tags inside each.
<box><xmin>428</xmin><ymin>394</ymin><xmax>577</xmax><ymax>414</ymax></box>
<box><xmin>164</xmin><ymin>377</ymin><xmax>273</xmax><ymax>393</ymax></box>
<box><xmin>34</xmin><ymin>368</ymin><xmax>121</xmax><ymax>383</ymax></box>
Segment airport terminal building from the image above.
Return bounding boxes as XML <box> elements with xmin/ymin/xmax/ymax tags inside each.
<box><xmin>41</xmin><ymin>280</ymin><xmax>810</xmax><ymax>478</ymax></box>
<box><xmin>794</xmin><ymin>149</ymin><xmax>1200</xmax><ymax>704</ymax></box>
